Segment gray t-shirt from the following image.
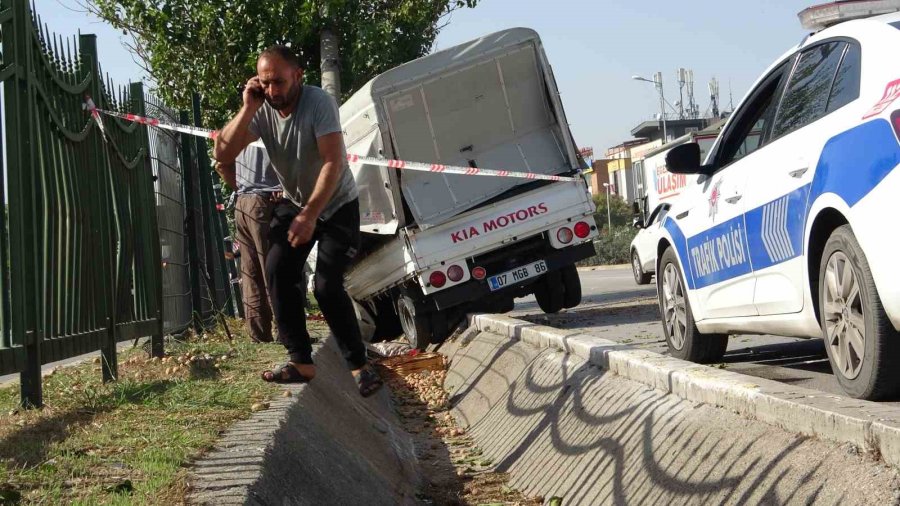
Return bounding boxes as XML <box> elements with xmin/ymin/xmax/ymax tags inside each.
<box><xmin>249</xmin><ymin>85</ymin><xmax>357</xmax><ymax>220</ymax></box>
<box><xmin>235</xmin><ymin>146</ymin><xmax>281</xmax><ymax>194</ymax></box>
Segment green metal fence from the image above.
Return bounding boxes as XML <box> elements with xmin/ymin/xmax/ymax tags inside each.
<box><xmin>0</xmin><ymin>0</ymin><xmax>235</xmax><ymax>407</ymax></box>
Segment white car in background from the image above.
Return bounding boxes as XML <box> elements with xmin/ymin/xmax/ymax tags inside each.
<box><xmin>655</xmin><ymin>10</ymin><xmax>900</xmax><ymax>400</ymax></box>
<box><xmin>629</xmin><ymin>203</ymin><xmax>670</xmax><ymax>285</ymax></box>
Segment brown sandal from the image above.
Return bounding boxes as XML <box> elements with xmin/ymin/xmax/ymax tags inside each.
<box><xmin>355</xmin><ymin>367</ymin><xmax>383</xmax><ymax>397</ymax></box>
<box><xmin>261</xmin><ymin>363</ymin><xmax>313</xmax><ymax>384</ymax></box>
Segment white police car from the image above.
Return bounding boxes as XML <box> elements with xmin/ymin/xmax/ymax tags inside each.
<box><xmin>630</xmin><ymin>203</ymin><xmax>671</xmax><ymax>285</ymax></box>
<box><xmin>657</xmin><ymin>10</ymin><xmax>900</xmax><ymax>400</ymax></box>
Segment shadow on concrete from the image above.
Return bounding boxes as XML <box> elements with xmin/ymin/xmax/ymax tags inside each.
<box><xmin>518</xmin><ymin>299</ymin><xmax>660</xmax><ymax>332</ymax></box>
<box><xmin>190</xmin><ymin>340</ymin><xmax>421</xmax><ymax>506</ymax></box>
<box><xmin>444</xmin><ymin>333</ymin><xmax>887</xmax><ymax>505</ymax></box>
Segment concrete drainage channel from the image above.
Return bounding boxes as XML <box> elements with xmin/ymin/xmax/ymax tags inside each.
<box><xmin>189</xmin><ymin>314</ymin><xmax>900</xmax><ymax>505</ymax></box>
<box><xmin>188</xmin><ymin>341</ymin><xmax>421</xmax><ymax>505</ymax></box>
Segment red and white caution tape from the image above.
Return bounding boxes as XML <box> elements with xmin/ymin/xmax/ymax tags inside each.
<box><xmin>85</xmin><ymin>100</ymin><xmax>577</xmax><ymax>182</ymax></box>
<box><xmin>344</xmin><ymin>154</ymin><xmax>574</xmax><ymax>182</ymax></box>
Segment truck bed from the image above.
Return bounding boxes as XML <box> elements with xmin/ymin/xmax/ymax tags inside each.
<box><xmin>345</xmin><ymin>180</ymin><xmax>593</xmax><ymax>301</ymax></box>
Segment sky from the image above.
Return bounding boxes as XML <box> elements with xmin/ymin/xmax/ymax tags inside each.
<box><xmin>38</xmin><ymin>0</ymin><xmax>816</xmax><ymax>153</ymax></box>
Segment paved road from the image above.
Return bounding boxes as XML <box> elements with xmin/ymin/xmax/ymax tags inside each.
<box><xmin>512</xmin><ymin>266</ymin><xmax>888</xmax><ymax>403</ymax></box>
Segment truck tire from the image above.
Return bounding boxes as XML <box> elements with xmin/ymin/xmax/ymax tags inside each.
<box><xmin>632</xmin><ymin>250</ymin><xmax>652</xmax><ymax>285</ymax></box>
<box><xmin>657</xmin><ymin>247</ymin><xmax>728</xmax><ymax>363</ymax></box>
<box><xmin>561</xmin><ymin>264</ymin><xmax>582</xmax><ymax>308</ymax></box>
<box><xmin>535</xmin><ymin>270</ymin><xmax>565</xmax><ymax>314</ymax></box>
<box><xmin>818</xmin><ymin>225</ymin><xmax>900</xmax><ymax>400</ymax></box>
<box><xmin>397</xmin><ymin>295</ymin><xmax>431</xmax><ymax>350</ymax></box>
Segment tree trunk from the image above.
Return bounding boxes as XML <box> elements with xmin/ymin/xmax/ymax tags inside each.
<box><xmin>320</xmin><ymin>28</ymin><xmax>341</xmax><ymax>103</ymax></box>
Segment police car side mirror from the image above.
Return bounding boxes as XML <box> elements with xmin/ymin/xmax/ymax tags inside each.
<box><xmin>632</xmin><ymin>217</ymin><xmax>644</xmax><ymax>229</ymax></box>
<box><xmin>665</xmin><ymin>143</ymin><xmax>704</xmax><ymax>174</ymax></box>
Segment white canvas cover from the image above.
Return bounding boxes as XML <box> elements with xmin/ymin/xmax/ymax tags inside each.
<box><xmin>340</xmin><ymin>27</ymin><xmax>581</xmax><ymax>233</ymax></box>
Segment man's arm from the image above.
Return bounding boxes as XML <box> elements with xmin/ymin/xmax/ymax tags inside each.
<box><xmin>287</xmin><ymin>132</ymin><xmax>345</xmax><ymax>247</ymax></box>
<box><xmin>215</xmin><ymin>161</ymin><xmax>238</xmax><ymax>190</ymax></box>
<box><xmin>213</xmin><ymin>76</ymin><xmax>263</xmax><ymax>164</ymax></box>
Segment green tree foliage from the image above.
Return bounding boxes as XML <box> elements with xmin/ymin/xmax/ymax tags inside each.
<box><xmin>592</xmin><ymin>192</ymin><xmax>634</xmax><ymax>230</ymax></box>
<box><xmin>88</xmin><ymin>0</ymin><xmax>479</xmax><ymax>128</ymax></box>
<box><xmin>578</xmin><ymin>226</ymin><xmax>639</xmax><ymax>266</ymax></box>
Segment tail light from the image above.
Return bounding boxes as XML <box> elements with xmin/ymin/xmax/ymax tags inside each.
<box><xmin>557</xmin><ymin>227</ymin><xmax>574</xmax><ymax>244</ymax></box>
<box><xmin>472</xmin><ymin>266</ymin><xmax>486</xmax><ymax>280</ymax></box>
<box><xmin>429</xmin><ymin>271</ymin><xmax>446</xmax><ymax>288</ymax></box>
<box><xmin>447</xmin><ymin>265</ymin><xmax>465</xmax><ymax>282</ymax></box>
<box><xmin>573</xmin><ymin>221</ymin><xmax>591</xmax><ymax>239</ymax></box>
<box><xmin>892</xmin><ymin>110</ymin><xmax>900</xmax><ymax>140</ymax></box>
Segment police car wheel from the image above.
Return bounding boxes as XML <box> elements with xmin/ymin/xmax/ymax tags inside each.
<box><xmin>397</xmin><ymin>295</ymin><xmax>431</xmax><ymax>350</ymax></box>
<box><xmin>658</xmin><ymin>247</ymin><xmax>727</xmax><ymax>363</ymax></box>
<box><xmin>632</xmin><ymin>251</ymin><xmax>652</xmax><ymax>285</ymax></box>
<box><xmin>819</xmin><ymin>226</ymin><xmax>900</xmax><ymax>400</ymax></box>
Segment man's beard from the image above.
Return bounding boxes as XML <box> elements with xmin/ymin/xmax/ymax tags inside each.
<box><xmin>266</xmin><ymin>82</ymin><xmax>300</xmax><ymax>111</ymax></box>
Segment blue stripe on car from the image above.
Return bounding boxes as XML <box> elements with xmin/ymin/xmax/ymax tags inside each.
<box><xmin>744</xmin><ymin>184</ymin><xmax>810</xmax><ymax>271</ymax></box>
<box><xmin>663</xmin><ymin>215</ymin><xmax>695</xmax><ymax>289</ymax></box>
<box><xmin>664</xmin><ymin>118</ymin><xmax>899</xmax><ymax>289</ymax></box>
<box><xmin>685</xmin><ymin>215</ymin><xmax>753</xmax><ymax>289</ymax></box>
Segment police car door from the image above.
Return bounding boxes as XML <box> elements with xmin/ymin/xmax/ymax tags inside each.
<box><xmin>743</xmin><ymin>41</ymin><xmax>860</xmax><ymax>315</ymax></box>
<box><xmin>679</xmin><ymin>61</ymin><xmax>792</xmax><ymax>320</ymax></box>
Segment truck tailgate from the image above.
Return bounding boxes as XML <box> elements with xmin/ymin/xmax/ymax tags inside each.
<box><xmin>406</xmin><ymin>181</ymin><xmax>593</xmax><ymax>269</ymax></box>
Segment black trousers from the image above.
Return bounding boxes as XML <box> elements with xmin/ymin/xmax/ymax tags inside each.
<box><xmin>266</xmin><ymin>198</ymin><xmax>367</xmax><ymax>370</ymax></box>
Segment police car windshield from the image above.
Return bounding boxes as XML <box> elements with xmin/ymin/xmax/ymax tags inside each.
<box><xmin>892</xmin><ymin>21</ymin><xmax>900</xmax><ymax>30</ymax></box>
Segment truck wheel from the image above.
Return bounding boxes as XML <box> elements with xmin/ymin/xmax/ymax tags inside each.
<box><xmin>561</xmin><ymin>264</ymin><xmax>582</xmax><ymax>308</ymax></box>
<box><xmin>397</xmin><ymin>295</ymin><xmax>431</xmax><ymax>350</ymax></box>
<box><xmin>658</xmin><ymin>247</ymin><xmax>727</xmax><ymax>363</ymax></box>
<box><xmin>632</xmin><ymin>250</ymin><xmax>652</xmax><ymax>285</ymax></box>
<box><xmin>819</xmin><ymin>225</ymin><xmax>900</xmax><ymax>400</ymax></box>
<box><xmin>535</xmin><ymin>270</ymin><xmax>565</xmax><ymax>314</ymax></box>
<box><xmin>496</xmin><ymin>297</ymin><xmax>515</xmax><ymax>313</ymax></box>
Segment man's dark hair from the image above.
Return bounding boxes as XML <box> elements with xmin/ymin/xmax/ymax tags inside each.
<box><xmin>259</xmin><ymin>45</ymin><xmax>304</xmax><ymax>69</ymax></box>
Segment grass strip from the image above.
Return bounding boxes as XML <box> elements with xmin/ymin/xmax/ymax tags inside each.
<box><xmin>0</xmin><ymin>316</ymin><xmax>329</xmax><ymax>505</ymax></box>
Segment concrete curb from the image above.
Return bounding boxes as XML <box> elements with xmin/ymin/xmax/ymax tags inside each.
<box><xmin>470</xmin><ymin>313</ymin><xmax>900</xmax><ymax>469</ymax></box>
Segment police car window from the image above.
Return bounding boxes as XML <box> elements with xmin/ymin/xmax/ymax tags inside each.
<box><xmin>646</xmin><ymin>205</ymin><xmax>664</xmax><ymax>224</ymax></box>
<box><xmin>892</xmin><ymin>21</ymin><xmax>900</xmax><ymax>30</ymax></box>
<box><xmin>826</xmin><ymin>43</ymin><xmax>861</xmax><ymax>113</ymax></box>
<box><xmin>772</xmin><ymin>42</ymin><xmax>846</xmax><ymax>139</ymax></box>
<box><xmin>655</xmin><ymin>204</ymin><xmax>670</xmax><ymax>224</ymax></box>
<box><xmin>716</xmin><ymin>65</ymin><xmax>788</xmax><ymax>167</ymax></box>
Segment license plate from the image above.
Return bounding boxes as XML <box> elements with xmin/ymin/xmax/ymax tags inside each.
<box><xmin>488</xmin><ymin>260</ymin><xmax>547</xmax><ymax>291</ymax></box>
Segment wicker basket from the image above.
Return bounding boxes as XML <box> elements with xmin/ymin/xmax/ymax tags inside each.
<box><xmin>376</xmin><ymin>352</ymin><xmax>446</xmax><ymax>380</ymax></box>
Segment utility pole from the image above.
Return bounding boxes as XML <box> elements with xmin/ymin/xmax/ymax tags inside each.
<box><xmin>319</xmin><ymin>4</ymin><xmax>341</xmax><ymax>103</ymax></box>
<box><xmin>603</xmin><ymin>183</ymin><xmax>612</xmax><ymax>230</ymax></box>
<box><xmin>654</xmin><ymin>72</ymin><xmax>668</xmax><ymax>143</ymax></box>
<box><xmin>320</xmin><ymin>29</ymin><xmax>340</xmax><ymax>102</ymax></box>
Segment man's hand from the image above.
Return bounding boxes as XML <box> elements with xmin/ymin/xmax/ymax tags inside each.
<box><xmin>213</xmin><ymin>77</ymin><xmax>262</xmax><ymax>163</ymax></box>
<box><xmin>243</xmin><ymin>76</ymin><xmax>265</xmax><ymax>112</ymax></box>
<box><xmin>288</xmin><ymin>212</ymin><xmax>316</xmax><ymax>247</ymax></box>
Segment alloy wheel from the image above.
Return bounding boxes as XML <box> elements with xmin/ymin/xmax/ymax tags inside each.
<box><xmin>662</xmin><ymin>263</ymin><xmax>687</xmax><ymax>350</ymax></box>
<box><xmin>823</xmin><ymin>251</ymin><xmax>865</xmax><ymax>380</ymax></box>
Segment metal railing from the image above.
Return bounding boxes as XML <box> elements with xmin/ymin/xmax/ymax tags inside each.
<box><xmin>0</xmin><ymin>0</ymin><xmax>235</xmax><ymax>407</ymax></box>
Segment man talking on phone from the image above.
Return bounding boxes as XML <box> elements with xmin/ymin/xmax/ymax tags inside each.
<box><xmin>213</xmin><ymin>45</ymin><xmax>382</xmax><ymax>397</ymax></box>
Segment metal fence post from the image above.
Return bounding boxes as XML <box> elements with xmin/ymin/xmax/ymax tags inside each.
<box><xmin>79</xmin><ymin>34</ymin><xmax>118</xmax><ymax>383</ymax></box>
<box><xmin>179</xmin><ymin>111</ymin><xmax>204</xmax><ymax>333</ymax></box>
<box><xmin>191</xmin><ymin>94</ymin><xmax>231</xmax><ymax>315</ymax></box>
<box><xmin>131</xmin><ymin>82</ymin><xmax>165</xmax><ymax>357</ymax></box>
<box><xmin>8</xmin><ymin>0</ymin><xmax>42</xmax><ymax>407</ymax></box>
